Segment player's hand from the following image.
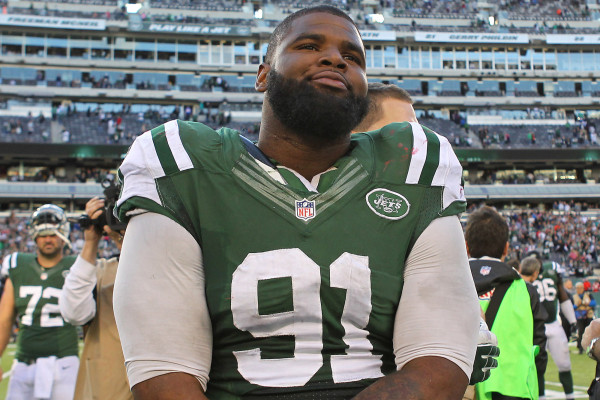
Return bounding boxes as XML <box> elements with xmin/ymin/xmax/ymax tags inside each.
<box><xmin>469</xmin><ymin>319</ymin><xmax>499</xmax><ymax>385</ymax></box>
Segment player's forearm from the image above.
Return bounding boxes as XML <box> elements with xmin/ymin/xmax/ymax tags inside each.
<box><xmin>80</xmin><ymin>235</ymin><xmax>100</xmax><ymax>265</ymax></box>
<box><xmin>353</xmin><ymin>357</ymin><xmax>468</xmax><ymax>400</ymax></box>
<box><xmin>560</xmin><ymin>299</ymin><xmax>577</xmax><ymax>324</ymax></box>
<box><xmin>0</xmin><ymin>320</ymin><xmax>13</xmax><ymax>357</ymax></box>
<box><xmin>131</xmin><ymin>372</ymin><xmax>209</xmax><ymax>400</ymax></box>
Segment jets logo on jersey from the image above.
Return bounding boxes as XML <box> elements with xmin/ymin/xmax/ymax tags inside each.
<box><xmin>479</xmin><ymin>265</ymin><xmax>492</xmax><ymax>276</ymax></box>
<box><xmin>295</xmin><ymin>199</ymin><xmax>316</xmax><ymax>221</ymax></box>
<box><xmin>366</xmin><ymin>189</ymin><xmax>410</xmax><ymax>220</ymax></box>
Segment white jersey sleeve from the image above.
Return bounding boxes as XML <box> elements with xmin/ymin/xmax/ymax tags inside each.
<box><xmin>113</xmin><ymin>212</ymin><xmax>212</xmax><ymax>390</ymax></box>
<box><xmin>393</xmin><ymin>215</ymin><xmax>479</xmax><ymax>378</ymax></box>
<box><xmin>59</xmin><ymin>255</ymin><xmax>97</xmax><ymax>325</ymax></box>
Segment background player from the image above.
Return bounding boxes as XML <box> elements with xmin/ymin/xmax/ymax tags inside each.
<box><xmin>113</xmin><ymin>5</ymin><xmax>479</xmax><ymax>400</ymax></box>
<box><xmin>527</xmin><ymin>251</ymin><xmax>577</xmax><ymax>400</ymax></box>
<box><xmin>0</xmin><ymin>204</ymin><xmax>79</xmax><ymax>400</ymax></box>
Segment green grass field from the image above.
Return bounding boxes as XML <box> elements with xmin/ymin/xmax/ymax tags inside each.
<box><xmin>0</xmin><ymin>343</ymin><xmax>597</xmax><ymax>399</ymax></box>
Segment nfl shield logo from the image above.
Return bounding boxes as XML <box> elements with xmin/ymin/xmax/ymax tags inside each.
<box><xmin>480</xmin><ymin>265</ymin><xmax>492</xmax><ymax>276</ymax></box>
<box><xmin>295</xmin><ymin>199</ymin><xmax>316</xmax><ymax>221</ymax></box>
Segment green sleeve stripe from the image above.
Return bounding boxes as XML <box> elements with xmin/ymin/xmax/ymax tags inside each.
<box><xmin>151</xmin><ymin>125</ymin><xmax>180</xmax><ymax>176</ymax></box>
<box><xmin>418</xmin><ymin>129</ymin><xmax>441</xmax><ymax>186</ymax></box>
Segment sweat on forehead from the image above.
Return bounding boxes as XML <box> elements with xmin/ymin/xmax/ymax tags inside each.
<box><xmin>264</xmin><ymin>5</ymin><xmax>360</xmax><ymax>64</ymax></box>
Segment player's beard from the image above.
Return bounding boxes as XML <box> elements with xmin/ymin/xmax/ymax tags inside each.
<box><xmin>38</xmin><ymin>245</ymin><xmax>62</xmax><ymax>259</ymax></box>
<box><xmin>266</xmin><ymin>69</ymin><xmax>368</xmax><ymax>143</ymax></box>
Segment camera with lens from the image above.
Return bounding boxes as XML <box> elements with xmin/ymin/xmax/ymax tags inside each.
<box><xmin>78</xmin><ymin>177</ymin><xmax>127</xmax><ymax>232</ymax></box>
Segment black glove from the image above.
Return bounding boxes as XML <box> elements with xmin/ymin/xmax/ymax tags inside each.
<box><xmin>469</xmin><ymin>319</ymin><xmax>500</xmax><ymax>385</ymax></box>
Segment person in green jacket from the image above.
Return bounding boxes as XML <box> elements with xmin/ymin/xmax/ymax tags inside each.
<box><xmin>466</xmin><ymin>206</ymin><xmax>547</xmax><ymax>400</ymax></box>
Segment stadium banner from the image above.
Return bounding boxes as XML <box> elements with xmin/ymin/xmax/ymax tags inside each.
<box><xmin>0</xmin><ymin>14</ymin><xmax>106</xmax><ymax>30</ymax></box>
<box><xmin>546</xmin><ymin>34</ymin><xmax>600</xmax><ymax>44</ymax></box>
<box><xmin>130</xmin><ymin>22</ymin><xmax>251</xmax><ymax>36</ymax></box>
<box><xmin>414</xmin><ymin>32</ymin><xmax>529</xmax><ymax>44</ymax></box>
<box><xmin>360</xmin><ymin>30</ymin><xmax>396</xmax><ymax>41</ymax></box>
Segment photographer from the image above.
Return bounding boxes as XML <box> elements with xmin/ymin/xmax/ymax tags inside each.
<box><xmin>59</xmin><ymin>196</ymin><xmax>131</xmax><ymax>400</ymax></box>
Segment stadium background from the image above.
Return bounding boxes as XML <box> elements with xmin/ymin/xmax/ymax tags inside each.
<box><xmin>0</xmin><ymin>0</ymin><xmax>599</xmax><ymax>397</ymax></box>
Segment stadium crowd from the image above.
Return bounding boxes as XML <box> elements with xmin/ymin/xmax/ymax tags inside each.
<box><xmin>2</xmin><ymin>105</ymin><xmax>598</xmax><ymax>151</ymax></box>
<box><xmin>462</xmin><ymin>202</ymin><xmax>600</xmax><ymax>277</ymax></box>
<box><xmin>2</xmin><ymin>205</ymin><xmax>597</xmax><ymax>277</ymax></box>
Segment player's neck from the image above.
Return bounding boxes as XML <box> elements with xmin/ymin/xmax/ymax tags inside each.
<box><xmin>37</xmin><ymin>252</ymin><xmax>63</xmax><ymax>269</ymax></box>
<box><xmin>257</xmin><ymin>110</ymin><xmax>351</xmax><ymax>181</ymax></box>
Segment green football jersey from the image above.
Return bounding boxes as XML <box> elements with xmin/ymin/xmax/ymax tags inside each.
<box><xmin>532</xmin><ymin>262</ymin><xmax>561</xmax><ymax>323</ymax></box>
<box><xmin>117</xmin><ymin>120</ymin><xmax>466</xmax><ymax>398</ymax></box>
<box><xmin>1</xmin><ymin>252</ymin><xmax>78</xmax><ymax>361</ymax></box>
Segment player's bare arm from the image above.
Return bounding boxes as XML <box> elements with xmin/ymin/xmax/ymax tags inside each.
<box><xmin>131</xmin><ymin>372</ymin><xmax>208</xmax><ymax>400</ymax></box>
<box><xmin>353</xmin><ymin>357</ymin><xmax>468</xmax><ymax>400</ymax></box>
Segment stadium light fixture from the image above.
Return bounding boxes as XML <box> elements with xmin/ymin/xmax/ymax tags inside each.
<box><xmin>126</xmin><ymin>3</ymin><xmax>142</xmax><ymax>13</ymax></box>
<box><xmin>254</xmin><ymin>9</ymin><xmax>263</xmax><ymax>19</ymax></box>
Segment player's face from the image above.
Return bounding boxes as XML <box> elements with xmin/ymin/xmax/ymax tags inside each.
<box><xmin>36</xmin><ymin>234</ymin><xmax>64</xmax><ymax>258</ymax></box>
<box><xmin>270</xmin><ymin>12</ymin><xmax>367</xmax><ymax>99</ymax></box>
<box><xmin>260</xmin><ymin>13</ymin><xmax>369</xmax><ymax>141</ymax></box>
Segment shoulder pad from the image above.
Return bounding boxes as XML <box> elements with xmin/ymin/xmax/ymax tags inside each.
<box><xmin>116</xmin><ymin>120</ymin><xmax>215</xmax><ymax>216</ymax></box>
<box><xmin>371</xmin><ymin>122</ymin><xmax>466</xmax><ymax>214</ymax></box>
<box><xmin>1</xmin><ymin>252</ymin><xmax>18</xmax><ymax>277</ymax></box>
<box><xmin>405</xmin><ymin>122</ymin><xmax>466</xmax><ymax>213</ymax></box>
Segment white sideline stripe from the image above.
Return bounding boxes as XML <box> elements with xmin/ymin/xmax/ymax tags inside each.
<box><xmin>545</xmin><ymin>381</ymin><xmax>589</xmax><ymax>399</ymax></box>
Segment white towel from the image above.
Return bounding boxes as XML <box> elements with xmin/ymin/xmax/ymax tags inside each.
<box><xmin>34</xmin><ymin>356</ymin><xmax>57</xmax><ymax>399</ymax></box>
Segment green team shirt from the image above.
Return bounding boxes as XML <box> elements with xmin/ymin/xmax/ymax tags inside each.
<box><xmin>1</xmin><ymin>252</ymin><xmax>79</xmax><ymax>361</ymax></box>
<box><xmin>532</xmin><ymin>262</ymin><xmax>561</xmax><ymax>323</ymax></box>
<box><xmin>116</xmin><ymin>120</ymin><xmax>466</xmax><ymax>398</ymax></box>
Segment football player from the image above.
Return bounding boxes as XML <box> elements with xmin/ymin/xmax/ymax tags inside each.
<box><xmin>528</xmin><ymin>251</ymin><xmax>577</xmax><ymax>400</ymax></box>
<box><xmin>114</xmin><ymin>5</ymin><xmax>480</xmax><ymax>399</ymax></box>
<box><xmin>0</xmin><ymin>204</ymin><xmax>79</xmax><ymax>400</ymax></box>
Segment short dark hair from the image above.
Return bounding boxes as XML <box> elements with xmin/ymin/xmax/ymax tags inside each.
<box><xmin>354</xmin><ymin>83</ymin><xmax>413</xmax><ymax>132</ymax></box>
<box><xmin>519</xmin><ymin>256</ymin><xmax>541</xmax><ymax>277</ymax></box>
<box><xmin>465</xmin><ymin>206</ymin><xmax>508</xmax><ymax>259</ymax></box>
<box><xmin>264</xmin><ymin>5</ymin><xmax>360</xmax><ymax>64</ymax></box>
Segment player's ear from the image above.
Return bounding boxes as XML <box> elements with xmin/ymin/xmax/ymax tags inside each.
<box><xmin>256</xmin><ymin>63</ymin><xmax>271</xmax><ymax>93</ymax></box>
